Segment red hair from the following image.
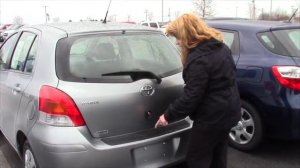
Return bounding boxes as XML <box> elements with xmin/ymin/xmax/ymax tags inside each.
<box><xmin>166</xmin><ymin>13</ymin><xmax>223</xmax><ymax>64</ymax></box>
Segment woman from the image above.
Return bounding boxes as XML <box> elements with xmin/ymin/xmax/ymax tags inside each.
<box><xmin>155</xmin><ymin>13</ymin><xmax>241</xmax><ymax>168</ymax></box>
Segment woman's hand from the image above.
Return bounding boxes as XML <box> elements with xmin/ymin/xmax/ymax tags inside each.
<box><xmin>155</xmin><ymin>114</ymin><xmax>169</xmax><ymax>128</ymax></box>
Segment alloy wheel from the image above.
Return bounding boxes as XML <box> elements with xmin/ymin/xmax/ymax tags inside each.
<box><xmin>24</xmin><ymin>149</ymin><xmax>36</xmax><ymax>168</ymax></box>
<box><xmin>229</xmin><ymin>107</ymin><xmax>255</xmax><ymax>145</ymax></box>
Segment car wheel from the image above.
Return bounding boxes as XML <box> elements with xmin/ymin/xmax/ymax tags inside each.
<box><xmin>23</xmin><ymin>141</ymin><xmax>39</xmax><ymax>168</ymax></box>
<box><xmin>229</xmin><ymin>100</ymin><xmax>263</xmax><ymax>151</ymax></box>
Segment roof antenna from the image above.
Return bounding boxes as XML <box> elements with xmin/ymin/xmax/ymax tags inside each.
<box><xmin>103</xmin><ymin>0</ymin><xmax>112</xmax><ymax>24</ymax></box>
<box><xmin>288</xmin><ymin>8</ymin><xmax>298</xmax><ymax>23</ymax></box>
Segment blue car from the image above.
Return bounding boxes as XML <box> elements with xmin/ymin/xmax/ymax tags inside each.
<box><xmin>206</xmin><ymin>19</ymin><xmax>300</xmax><ymax>151</ymax></box>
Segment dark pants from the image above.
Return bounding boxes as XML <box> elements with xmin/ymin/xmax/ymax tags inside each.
<box><xmin>186</xmin><ymin>124</ymin><xmax>230</xmax><ymax>168</ymax></box>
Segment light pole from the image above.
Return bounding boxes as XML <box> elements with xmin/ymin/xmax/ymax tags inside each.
<box><xmin>270</xmin><ymin>0</ymin><xmax>272</xmax><ymax>20</ymax></box>
<box><xmin>43</xmin><ymin>5</ymin><xmax>48</xmax><ymax>23</ymax></box>
<box><xmin>0</xmin><ymin>0</ymin><xmax>2</xmax><ymax>24</ymax></box>
<box><xmin>145</xmin><ymin>9</ymin><xmax>148</xmax><ymax>21</ymax></box>
<box><xmin>252</xmin><ymin>0</ymin><xmax>256</xmax><ymax>19</ymax></box>
<box><xmin>168</xmin><ymin>8</ymin><xmax>171</xmax><ymax>21</ymax></box>
<box><xmin>162</xmin><ymin>0</ymin><xmax>164</xmax><ymax>22</ymax></box>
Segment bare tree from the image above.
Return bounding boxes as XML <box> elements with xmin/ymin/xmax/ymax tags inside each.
<box><xmin>13</xmin><ymin>16</ymin><xmax>24</xmax><ymax>24</ymax></box>
<box><xmin>248</xmin><ymin>3</ymin><xmax>253</xmax><ymax>19</ymax></box>
<box><xmin>193</xmin><ymin>0</ymin><xmax>214</xmax><ymax>18</ymax></box>
<box><xmin>273</xmin><ymin>9</ymin><xmax>289</xmax><ymax>21</ymax></box>
<box><xmin>294</xmin><ymin>16</ymin><xmax>300</xmax><ymax>23</ymax></box>
<box><xmin>148</xmin><ymin>12</ymin><xmax>154</xmax><ymax>21</ymax></box>
<box><xmin>248</xmin><ymin>0</ymin><xmax>257</xmax><ymax>19</ymax></box>
<box><xmin>257</xmin><ymin>13</ymin><xmax>269</xmax><ymax>20</ymax></box>
<box><xmin>258</xmin><ymin>9</ymin><xmax>289</xmax><ymax>21</ymax></box>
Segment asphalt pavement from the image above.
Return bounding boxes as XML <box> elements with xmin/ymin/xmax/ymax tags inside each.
<box><xmin>1</xmin><ymin>131</ymin><xmax>300</xmax><ymax>168</ymax></box>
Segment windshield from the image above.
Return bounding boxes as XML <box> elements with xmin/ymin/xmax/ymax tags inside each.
<box><xmin>258</xmin><ymin>29</ymin><xmax>300</xmax><ymax>57</ymax></box>
<box><xmin>56</xmin><ymin>32</ymin><xmax>182</xmax><ymax>83</ymax></box>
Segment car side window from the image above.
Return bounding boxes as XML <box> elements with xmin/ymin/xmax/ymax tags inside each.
<box><xmin>10</xmin><ymin>32</ymin><xmax>36</xmax><ymax>71</ymax></box>
<box><xmin>260</xmin><ymin>35</ymin><xmax>275</xmax><ymax>49</ymax></box>
<box><xmin>221</xmin><ymin>31</ymin><xmax>240</xmax><ymax>55</ymax></box>
<box><xmin>288</xmin><ymin>31</ymin><xmax>300</xmax><ymax>50</ymax></box>
<box><xmin>24</xmin><ymin>39</ymin><xmax>38</xmax><ymax>73</ymax></box>
<box><xmin>149</xmin><ymin>23</ymin><xmax>158</xmax><ymax>28</ymax></box>
<box><xmin>257</xmin><ymin>32</ymin><xmax>289</xmax><ymax>56</ymax></box>
<box><xmin>0</xmin><ymin>34</ymin><xmax>17</xmax><ymax>70</ymax></box>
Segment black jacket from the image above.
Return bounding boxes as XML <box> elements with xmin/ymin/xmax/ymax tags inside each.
<box><xmin>164</xmin><ymin>38</ymin><xmax>241</xmax><ymax>129</ymax></box>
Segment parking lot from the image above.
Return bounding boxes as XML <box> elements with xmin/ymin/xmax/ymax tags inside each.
<box><xmin>1</xmin><ymin>131</ymin><xmax>300</xmax><ymax>168</ymax></box>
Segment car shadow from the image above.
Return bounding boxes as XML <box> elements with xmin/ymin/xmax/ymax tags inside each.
<box><xmin>0</xmin><ymin>131</ymin><xmax>23</xmax><ymax>168</ymax></box>
<box><xmin>228</xmin><ymin>138</ymin><xmax>300</xmax><ymax>168</ymax></box>
<box><xmin>169</xmin><ymin>138</ymin><xmax>300</xmax><ymax>168</ymax></box>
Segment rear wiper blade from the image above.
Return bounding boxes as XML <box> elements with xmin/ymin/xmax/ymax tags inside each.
<box><xmin>102</xmin><ymin>70</ymin><xmax>162</xmax><ymax>84</ymax></box>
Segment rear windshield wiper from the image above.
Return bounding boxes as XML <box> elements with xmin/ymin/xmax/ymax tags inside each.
<box><xmin>102</xmin><ymin>70</ymin><xmax>162</xmax><ymax>84</ymax></box>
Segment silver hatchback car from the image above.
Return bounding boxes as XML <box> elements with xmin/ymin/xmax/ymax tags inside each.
<box><xmin>0</xmin><ymin>22</ymin><xmax>192</xmax><ymax>168</ymax></box>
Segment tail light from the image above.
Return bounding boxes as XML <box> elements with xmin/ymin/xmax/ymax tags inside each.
<box><xmin>271</xmin><ymin>66</ymin><xmax>300</xmax><ymax>92</ymax></box>
<box><xmin>39</xmin><ymin>85</ymin><xmax>86</xmax><ymax>126</ymax></box>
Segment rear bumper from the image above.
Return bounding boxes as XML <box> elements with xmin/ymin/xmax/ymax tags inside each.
<box><xmin>245</xmin><ymin>86</ymin><xmax>300</xmax><ymax>140</ymax></box>
<box><xmin>28</xmin><ymin>121</ymin><xmax>191</xmax><ymax>168</ymax></box>
<box><xmin>262</xmin><ymin>105</ymin><xmax>300</xmax><ymax>140</ymax></box>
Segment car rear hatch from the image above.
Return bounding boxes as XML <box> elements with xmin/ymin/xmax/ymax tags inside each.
<box><xmin>55</xmin><ymin>31</ymin><xmax>188</xmax><ymax>139</ymax></box>
<box><xmin>57</xmin><ymin>75</ymin><xmax>184</xmax><ymax>138</ymax></box>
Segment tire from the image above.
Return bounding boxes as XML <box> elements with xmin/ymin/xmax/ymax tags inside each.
<box><xmin>23</xmin><ymin>141</ymin><xmax>39</xmax><ymax>168</ymax></box>
<box><xmin>228</xmin><ymin>100</ymin><xmax>263</xmax><ymax>151</ymax></box>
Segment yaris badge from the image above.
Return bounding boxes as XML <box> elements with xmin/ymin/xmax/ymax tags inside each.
<box><xmin>140</xmin><ymin>85</ymin><xmax>155</xmax><ymax>96</ymax></box>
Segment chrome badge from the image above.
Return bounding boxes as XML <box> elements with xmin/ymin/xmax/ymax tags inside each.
<box><xmin>140</xmin><ymin>85</ymin><xmax>155</xmax><ymax>96</ymax></box>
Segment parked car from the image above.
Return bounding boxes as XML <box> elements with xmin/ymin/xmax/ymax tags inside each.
<box><xmin>140</xmin><ymin>21</ymin><xmax>169</xmax><ymax>29</ymax></box>
<box><xmin>0</xmin><ymin>24</ymin><xmax>11</xmax><ymax>33</ymax></box>
<box><xmin>0</xmin><ymin>24</ymin><xmax>12</xmax><ymax>33</ymax></box>
<box><xmin>141</xmin><ymin>21</ymin><xmax>161</xmax><ymax>29</ymax></box>
<box><xmin>0</xmin><ymin>24</ymin><xmax>24</xmax><ymax>42</ymax></box>
<box><xmin>0</xmin><ymin>22</ymin><xmax>192</xmax><ymax>168</ymax></box>
<box><xmin>206</xmin><ymin>19</ymin><xmax>300</xmax><ymax>151</ymax></box>
<box><xmin>0</xmin><ymin>24</ymin><xmax>12</xmax><ymax>43</ymax></box>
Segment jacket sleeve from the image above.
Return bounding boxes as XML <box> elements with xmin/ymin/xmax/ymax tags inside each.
<box><xmin>164</xmin><ymin>57</ymin><xmax>209</xmax><ymax>122</ymax></box>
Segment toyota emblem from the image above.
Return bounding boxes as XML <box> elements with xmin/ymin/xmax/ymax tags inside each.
<box><xmin>140</xmin><ymin>85</ymin><xmax>155</xmax><ymax>96</ymax></box>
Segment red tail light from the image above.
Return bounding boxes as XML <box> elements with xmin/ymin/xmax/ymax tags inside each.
<box><xmin>271</xmin><ymin>66</ymin><xmax>300</xmax><ymax>92</ymax></box>
<box><xmin>39</xmin><ymin>85</ymin><xmax>86</xmax><ymax>126</ymax></box>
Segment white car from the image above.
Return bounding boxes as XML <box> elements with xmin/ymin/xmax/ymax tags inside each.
<box><xmin>140</xmin><ymin>21</ymin><xmax>161</xmax><ymax>28</ymax></box>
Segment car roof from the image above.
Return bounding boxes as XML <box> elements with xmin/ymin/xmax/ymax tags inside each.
<box><xmin>30</xmin><ymin>21</ymin><xmax>160</xmax><ymax>35</ymax></box>
<box><xmin>206</xmin><ymin>19</ymin><xmax>300</xmax><ymax>32</ymax></box>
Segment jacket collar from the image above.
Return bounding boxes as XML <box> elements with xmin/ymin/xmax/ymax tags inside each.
<box><xmin>187</xmin><ymin>38</ymin><xmax>223</xmax><ymax>65</ymax></box>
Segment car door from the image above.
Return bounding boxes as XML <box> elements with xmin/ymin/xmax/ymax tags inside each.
<box><xmin>0</xmin><ymin>33</ymin><xmax>18</xmax><ymax>130</ymax></box>
<box><xmin>0</xmin><ymin>31</ymin><xmax>37</xmax><ymax>144</ymax></box>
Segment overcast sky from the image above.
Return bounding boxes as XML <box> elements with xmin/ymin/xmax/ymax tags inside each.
<box><xmin>0</xmin><ymin>0</ymin><xmax>299</xmax><ymax>24</ymax></box>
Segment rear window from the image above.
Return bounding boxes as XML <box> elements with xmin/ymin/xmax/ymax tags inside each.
<box><xmin>258</xmin><ymin>29</ymin><xmax>300</xmax><ymax>57</ymax></box>
<box><xmin>56</xmin><ymin>32</ymin><xmax>182</xmax><ymax>83</ymax></box>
